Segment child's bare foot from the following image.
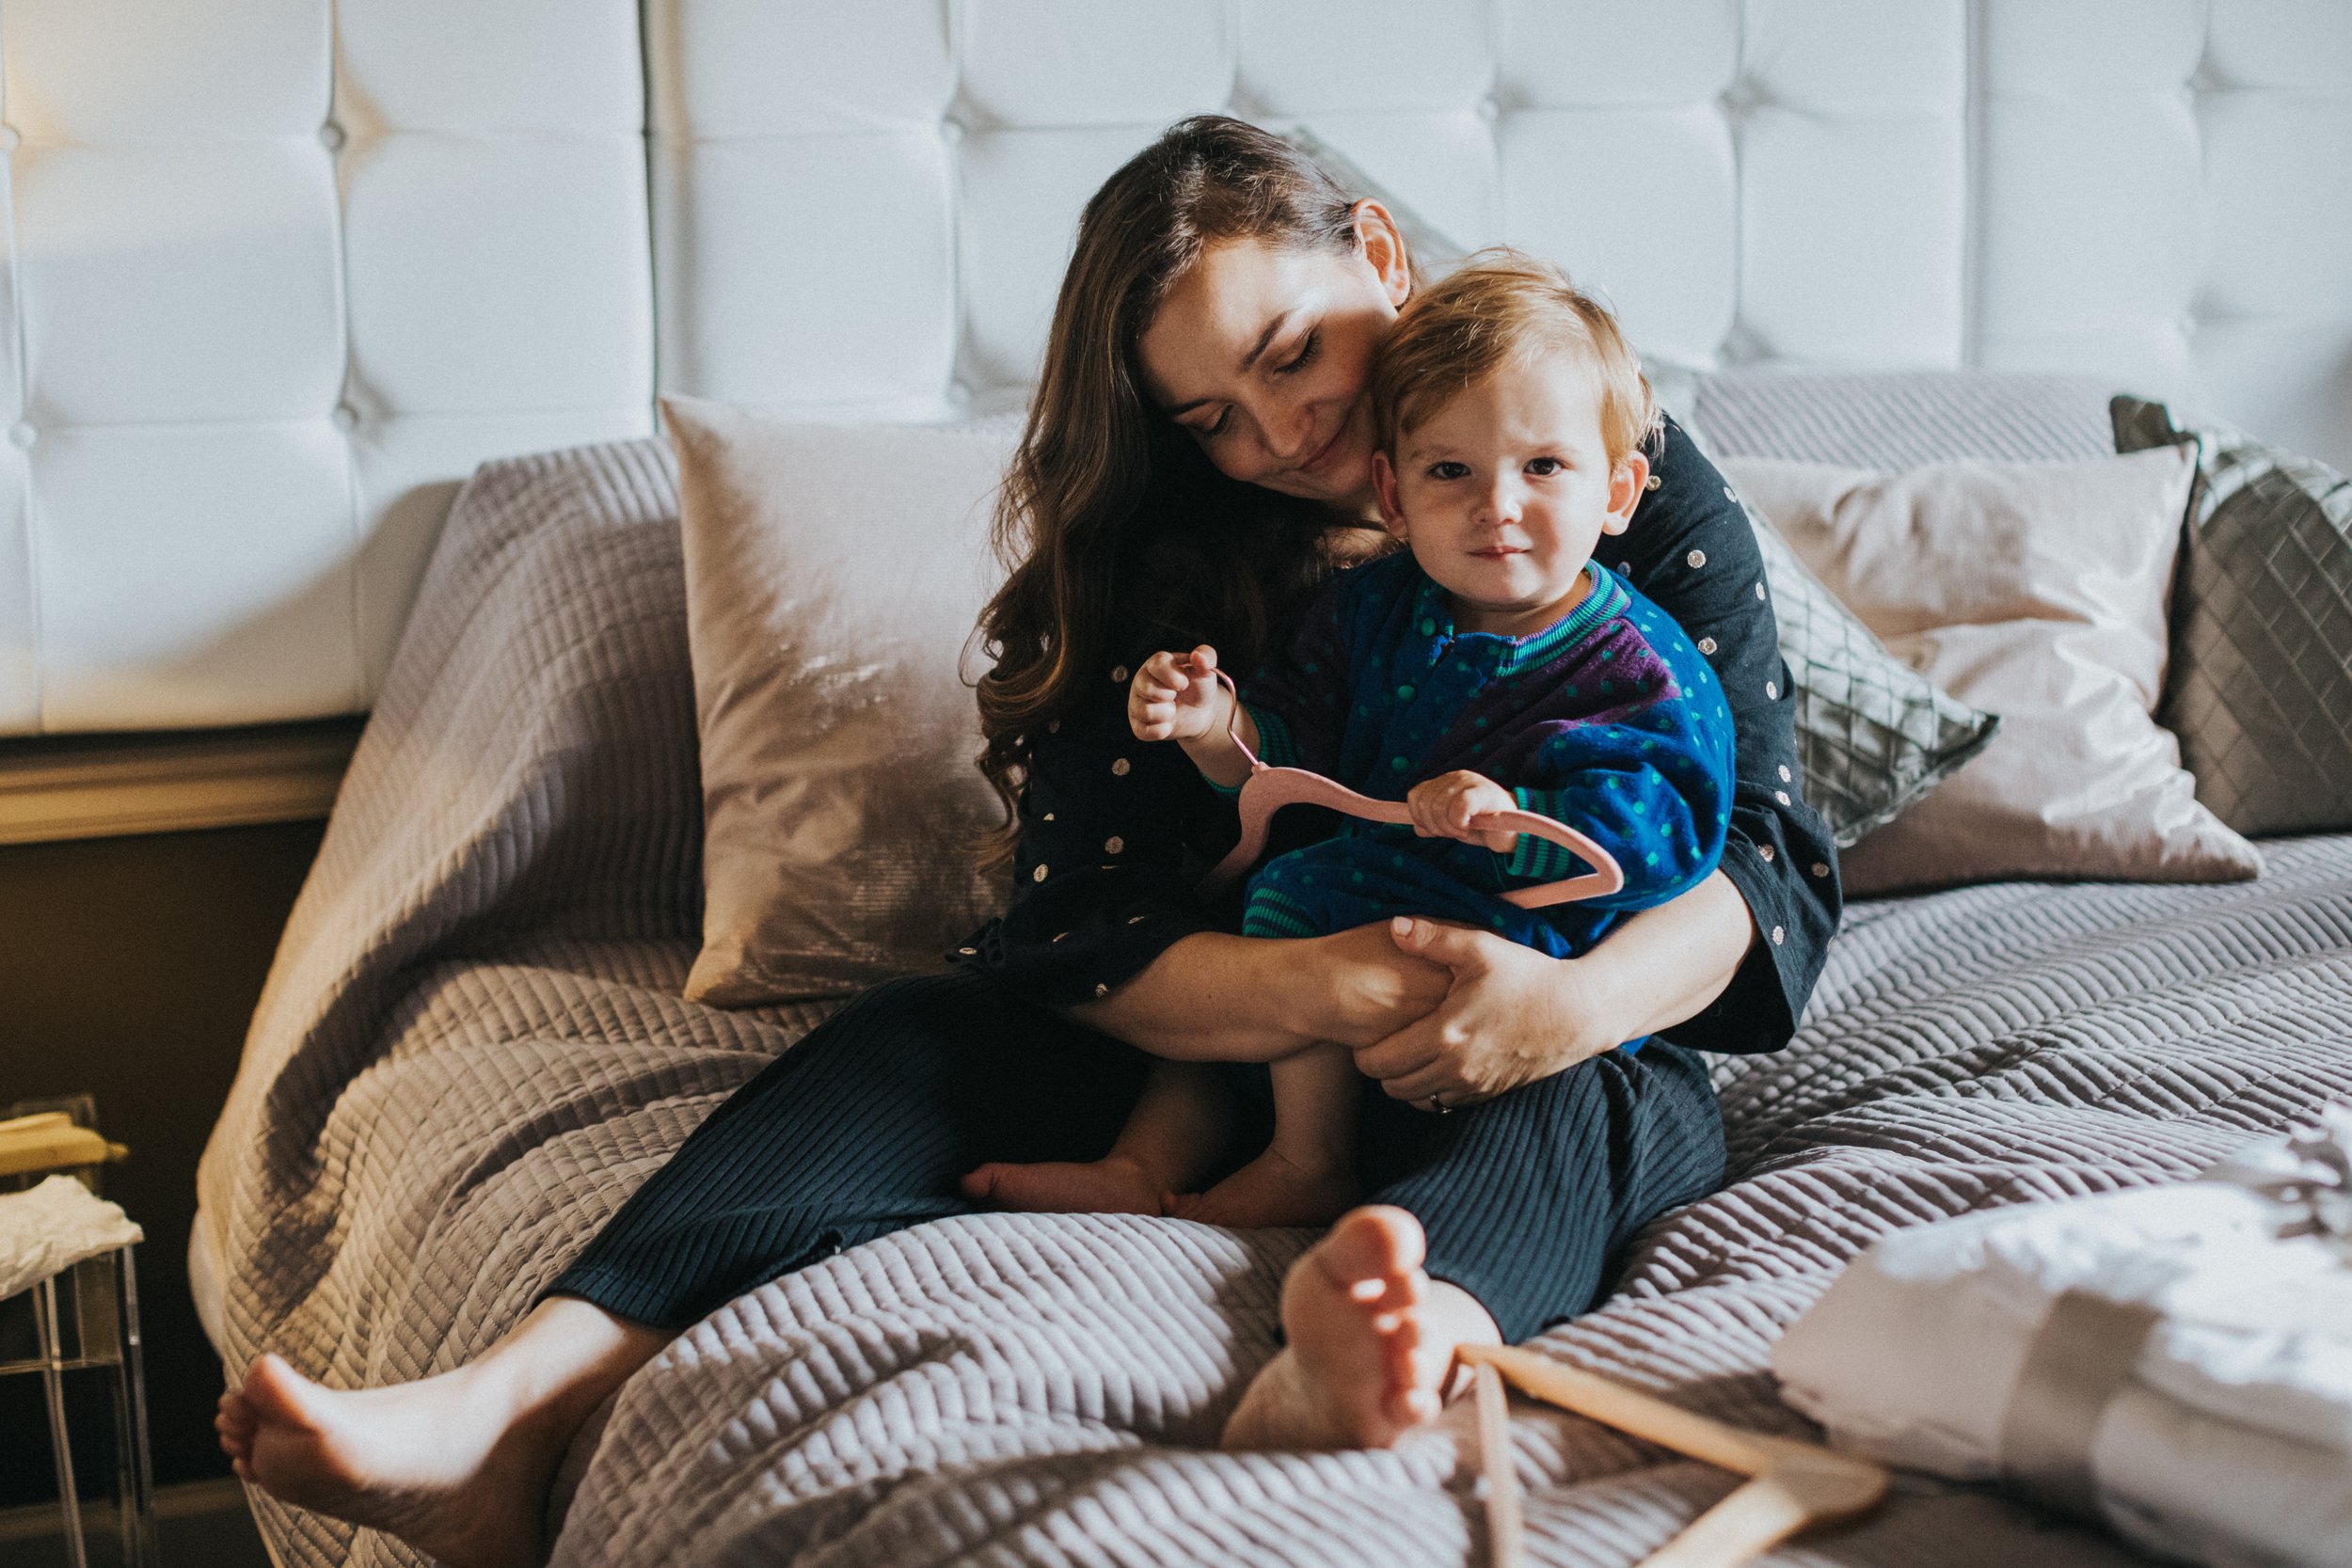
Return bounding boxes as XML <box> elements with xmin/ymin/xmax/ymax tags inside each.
<box><xmin>1221</xmin><ymin>1205</ymin><xmax>1449</xmax><ymax>1450</ymax></box>
<box><xmin>1167</xmin><ymin>1145</ymin><xmax>1356</xmax><ymax>1229</ymax></box>
<box><xmin>960</xmin><ymin>1153</ymin><xmax>1167</xmax><ymax>1214</ymax></box>
<box><xmin>216</xmin><ymin>1354</ymin><xmax>567</xmax><ymax>1568</ymax></box>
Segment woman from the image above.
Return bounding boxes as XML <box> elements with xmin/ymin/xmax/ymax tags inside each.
<box><xmin>217</xmin><ymin>117</ymin><xmax>1837</xmax><ymax>1568</ymax></box>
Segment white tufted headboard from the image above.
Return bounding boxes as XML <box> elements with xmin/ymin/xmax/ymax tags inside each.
<box><xmin>3</xmin><ymin>0</ymin><xmax>2347</xmax><ymax>737</ymax></box>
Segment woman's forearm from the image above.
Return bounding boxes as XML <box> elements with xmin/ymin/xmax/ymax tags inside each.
<box><xmin>1070</xmin><ymin>920</ymin><xmax>1455</xmax><ymax>1065</ymax></box>
<box><xmin>1066</xmin><ymin>932</ymin><xmax>1315</xmax><ymax>1064</ymax></box>
<box><xmin>1581</xmin><ymin>868</ymin><xmax>1755</xmax><ymax>1044</ymax></box>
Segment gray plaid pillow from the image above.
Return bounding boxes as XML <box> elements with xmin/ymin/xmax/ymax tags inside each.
<box><xmin>2114</xmin><ymin>396</ymin><xmax>2352</xmax><ymax>837</ymax></box>
<box><xmin>1739</xmin><ymin>497</ymin><xmax>1999</xmax><ymax>847</ymax></box>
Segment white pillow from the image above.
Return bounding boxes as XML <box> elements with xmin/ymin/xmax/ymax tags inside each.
<box><xmin>664</xmin><ymin>395</ymin><xmax>1017</xmax><ymax>1006</ymax></box>
<box><xmin>1720</xmin><ymin>449</ymin><xmax>2261</xmax><ymax>895</ymax></box>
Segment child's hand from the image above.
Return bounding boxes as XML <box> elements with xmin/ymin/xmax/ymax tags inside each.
<box><xmin>1130</xmin><ymin>645</ymin><xmax>1231</xmax><ymax>743</ymax></box>
<box><xmin>1407</xmin><ymin>770</ymin><xmax>1518</xmax><ymax>852</ymax></box>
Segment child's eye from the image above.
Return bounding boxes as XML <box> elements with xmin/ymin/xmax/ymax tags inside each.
<box><xmin>1427</xmin><ymin>461</ymin><xmax>1470</xmax><ymax>481</ymax></box>
<box><xmin>1526</xmin><ymin>456</ymin><xmax>1563</xmax><ymax>476</ymax></box>
<box><xmin>1275</xmin><ymin>330</ymin><xmax>1320</xmax><ymax>374</ymax></box>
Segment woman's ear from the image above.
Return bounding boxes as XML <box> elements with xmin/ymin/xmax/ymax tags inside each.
<box><xmin>1352</xmin><ymin>201</ymin><xmax>1413</xmax><ymax>307</ymax></box>
<box><xmin>1602</xmin><ymin>451</ymin><xmax>1650</xmax><ymax>534</ymax></box>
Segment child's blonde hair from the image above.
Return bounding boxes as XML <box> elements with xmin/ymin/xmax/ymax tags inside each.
<box><xmin>1368</xmin><ymin>247</ymin><xmax>1661</xmax><ymax>467</ymax></box>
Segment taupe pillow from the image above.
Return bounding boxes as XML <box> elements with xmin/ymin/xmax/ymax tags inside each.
<box><xmin>2114</xmin><ymin>396</ymin><xmax>2352</xmax><ymax>838</ymax></box>
<box><xmin>666</xmin><ymin>396</ymin><xmax>1016</xmax><ymax>1006</ymax></box>
<box><xmin>1738</xmin><ymin>494</ymin><xmax>1999</xmax><ymax>847</ymax></box>
<box><xmin>1724</xmin><ymin>450</ymin><xmax>2263</xmax><ymax>896</ymax></box>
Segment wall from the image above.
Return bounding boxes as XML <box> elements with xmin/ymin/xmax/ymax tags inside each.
<box><xmin>1</xmin><ymin>820</ymin><xmax>323</xmax><ymax>1508</ymax></box>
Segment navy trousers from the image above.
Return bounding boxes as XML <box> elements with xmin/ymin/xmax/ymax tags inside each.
<box><xmin>549</xmin><ymin>967</ymin><xmax>1724</xmax><ymax>1341</ymax></box>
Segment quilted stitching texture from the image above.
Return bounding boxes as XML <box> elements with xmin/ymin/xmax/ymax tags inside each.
<box><xmin>203</xmin><ymin>443</ymin><xmax>2352</xmax><ymax>1568</ymax></box>
<box><xmin>2117</xmin><ymin>395</ymin><xmax>2352</xmax><ymax>837</ymax></box>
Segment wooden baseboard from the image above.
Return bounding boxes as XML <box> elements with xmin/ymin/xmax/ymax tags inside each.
<box><xmin>0</xmin><ymin>720</ymin><xmax>363</xmax><ymax>847</ymax></box>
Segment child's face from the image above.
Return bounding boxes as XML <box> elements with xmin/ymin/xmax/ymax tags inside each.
<box><xmin>1371</xmin><ymin>352</ymin><xmax>1647</xmax><ymax>631</ymax></box>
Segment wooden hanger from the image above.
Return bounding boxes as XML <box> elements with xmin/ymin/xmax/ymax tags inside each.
<box><xmin>1459</xmin><ymin>1346</ymin><xmax>1888</xmax><ymax>1568</ymax></box>
<box><xmin>1195</xmin><ymin>671</ymin><xmax>1626</xmax><ymax>909</ymax></box>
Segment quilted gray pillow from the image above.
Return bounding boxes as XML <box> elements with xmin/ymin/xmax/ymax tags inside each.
<box><xmin>2114</xmin><ymin>396</ymin><xmax>2352</xmax><ymax>837</ymax></box>
<box><xmin>1738</xmin><ymin>495</ymin><xmax>1999</xmax><ymax>846</ymax></box>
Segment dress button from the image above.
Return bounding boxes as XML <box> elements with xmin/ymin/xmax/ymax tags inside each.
<box><xmin>1771</xmin><ymin>926</ymin><xmax>1785</xmax><ymax>944</ymax></box>
<box><xmin>1686</xmin><ymin>549</ymin><xmax>1707</xmax><ymax>569</ymax></box>
<box><xmin>1758</xmin><ymin>845</ymin><xmax>1773</xmax><ymax>863</ymax></box>
<box><xmin>1111</xmin><ymin>665</ymin><xmax>1129</xmax><ymax>684</ymax></box>
<box><xmin>1032</xmin><ymin>864</ymin><xmax>1049</xmax><ymax>882</ymax></box>
<box><xmin>1111</xmin><ymin>757</ymin><xmax>1131</xmax><ymax>776</ymax></box>
<box><xmin>1697</xmin><ymin>638</ymin><xmax>1717</xmax><ymax>656</ymax></box>
<box><xmin>1104</xmin><ymin>835</ymin><xmax>1123</xmax><ymax>854</ymax></box>
<box><xmin>1812</xmin><ymin>862</ymin><xmax>1830</xmax><ymax>878</ymax></box>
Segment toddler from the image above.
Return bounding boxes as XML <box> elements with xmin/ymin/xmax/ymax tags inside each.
<box><xmin>998</xmin><ymin>251</ymin><xmax>1735</xmax><ymax>1228</ymax></box>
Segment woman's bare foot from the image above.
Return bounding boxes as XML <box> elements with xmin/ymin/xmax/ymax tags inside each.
<box><xmin>1166</xmin><ymin>1145</ymin><xmax>1357</xmax><ymax>1229</ymax></box>
<box><xmin>214</xmin><ymin>1299</ymin><xmax>665</xmax><ymax>1568</ymax></box>
<box><xmin>1220</xmin><ymin>1205</ymin><xmax>1457</xmax><ymax>1449</ymax></box>
<box><xmin>961</xmin><ymin>1153</ymin><xmax>1168</xmax><ymax>1214</ymax></box>
<box><xmin>216</xmin><ymin>1354</ymin><xmax>564</xmax><ymax>1568</ymax></box>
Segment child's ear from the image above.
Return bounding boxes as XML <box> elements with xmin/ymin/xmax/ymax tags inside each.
<box><xmin>1602</xmin><ymin>451</ymin><xmax>1650</xmax><ymax>534</ymax></box>
<box><xmin>1372</xmin><ymin>449</ymin><xmax>1410</xmax><ymax>540</ymax></box>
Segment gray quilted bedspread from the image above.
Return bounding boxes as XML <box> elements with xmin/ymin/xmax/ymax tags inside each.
<box><xmin>198</xmin><ymin>438</ymin><xmax>2352</xmax><ymax>1568</ymax></box>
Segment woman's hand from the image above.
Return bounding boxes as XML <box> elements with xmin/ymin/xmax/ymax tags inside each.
<box><xmin>1350</xmin><ymin>917</ymin><xmax>1618</xmax><ymax>1107</ymax></box>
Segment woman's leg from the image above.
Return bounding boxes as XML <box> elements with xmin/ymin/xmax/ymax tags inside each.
<box><xmin>222</xmin><ymin>968</ymin><xmax>1149</xmax><ymax>1568</ymax></box>
<box><xmin>1222</xmin><ymin>1042</ymin><xmax>1724</xmax><ymax>1450</ymax></box>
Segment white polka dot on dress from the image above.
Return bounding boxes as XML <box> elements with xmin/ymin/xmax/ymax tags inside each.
<box><xmin>1698</xmin><ymin>638</ymin><xmax>1717</xmax><ymax>656</ymax></box>
<box><xmin>958</xmin><ymin>945</ymin><xmax>977</xmax><ymax>956</ymax></box>
<box><xmin>1758</xmin><ymin>845</ymin><xmax>1774</xmax><ymax>863</ymax></box>
<box><xmin>1032</xmin><ymin>864</ymin><xmax>1049</xmax><ymax>882</ymax></box>
<box><xmin>1104</xmin><ymin>835</ymin><xmax>1123</xmax><ymax>854</ymax></box>
<box><xmin>1093</xmin><ymin>982</ymin><xmax>1109</xmax><ymax>997</ymax></box>
<box><xmin>1111</xmin><ymin>665</ymin><xmax>1129</xmax><ymax>683</ymax></box>
<box><xmin>1111</xmin><ymin>758</ymin><xmax>1131</xmax><ymax>776</ymax></box>
<box><xmin>1812</xmin><ymin>862</ymin><xmax>1831</xmax><ymax>878</ymax></box>
<box><xmin>1772</xmin><ymin>926</ymin><xmax>1785</xmax><ymax>944</ymax></box>
<box><xmin>1774</xmin><ymin>790</ymin><xmax>1790</xmax><ymax>805</ymax></box>
<box><xmin>1765</xmin><ymin>682</ymin><xmax>1778</xmax><ymax>700</ymax></box>
<box><xmin>1778</xmin><ymin>765</ymin><xmax>1791</xmax><ymax>782</ymax></box>
<box><xmin>1755</xmin><ymin>582</ymin><xmax>1767</xmax><ymax>601</ymax></box>
<box><xmin>1686</xmin><ymin>549</ymin><xmax>1707</xmax><ymax>569</ymax></box>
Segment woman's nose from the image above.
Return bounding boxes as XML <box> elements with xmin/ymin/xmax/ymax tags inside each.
<box><xmin>1258</xmin><ymin>395</ymin><xmax>1316</xmax><ymax>464</ymax></box>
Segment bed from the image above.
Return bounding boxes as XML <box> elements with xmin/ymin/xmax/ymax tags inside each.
<box><xmin>189</xmin><ymin>391</ymin><xmax>2352</xmax><ymax>1566</ymax></box>
<box><xmin>138</xmin><ymin>5</ymin><xmax>2352</xmax><ymax>1565</ymax></box>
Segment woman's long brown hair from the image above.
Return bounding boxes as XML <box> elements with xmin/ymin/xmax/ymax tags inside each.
<box><xmin>974</xmin><ymin>117</ymin><xmax>1392</xmax><ymax>864</ymax></box>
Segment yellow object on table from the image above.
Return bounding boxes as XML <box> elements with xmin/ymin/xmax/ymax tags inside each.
<box><xmin>0</xmin><ymin>1112</ymin><xmax>127</xmax><ymax>1179</ymax></box>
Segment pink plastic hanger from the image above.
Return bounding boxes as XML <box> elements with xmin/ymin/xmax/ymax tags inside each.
<box><xmin>1197</xmin><ymin>670</ymin><xmax>1624</xmax><ymax>910</ymax></box>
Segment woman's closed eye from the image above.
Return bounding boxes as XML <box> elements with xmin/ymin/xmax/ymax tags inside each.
<box><xmin>1274</xmin><ymin>329</ymin><xmax>1320</xmax><ymax>375</ymax></box>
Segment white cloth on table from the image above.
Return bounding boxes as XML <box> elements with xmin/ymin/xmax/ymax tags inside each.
<box><xmin>1773</xmin><ymin>1108</ymin><xmax>2352</xmax><ymax>1568</ymax></box>
<box><xmin>0</xmin><ymin>1175</ymin><xmax>143</xmax><ymax>1302</ymax></box>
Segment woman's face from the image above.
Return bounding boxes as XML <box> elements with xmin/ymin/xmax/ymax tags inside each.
<box><xmin>1135</xmin><ymin>205</ymin><xmax>1412</xmax><ymax>512</ymax></box>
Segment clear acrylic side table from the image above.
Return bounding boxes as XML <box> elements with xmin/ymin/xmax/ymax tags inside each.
<box><xmin>2</xmin><ymin>1098</ymin><xmax>154</xmax><ymax>1568</ymax></box>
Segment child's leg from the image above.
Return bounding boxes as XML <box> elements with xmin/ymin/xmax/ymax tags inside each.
<box><xmin>961</xmin><ymin>1058</ymin><xmax>1228</xmax><ymax>1214</ymax></box>
<box><xmin>1168</xmin><ymin>1040</ymin><xmax>1359</xmax><ymax>1229</ymax></box>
